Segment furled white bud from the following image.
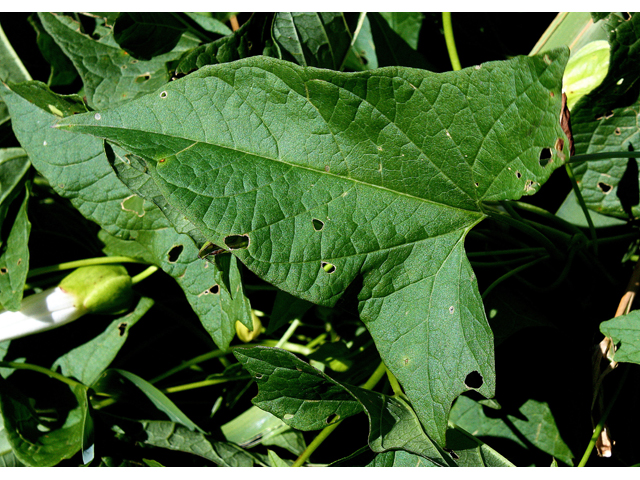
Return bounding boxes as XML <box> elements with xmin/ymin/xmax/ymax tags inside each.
<box><xmin>0</xmin><ymin>265</ymin><xmax>133</xmax><ymax>343</ymax></box>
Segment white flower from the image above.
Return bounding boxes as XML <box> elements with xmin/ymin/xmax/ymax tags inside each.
<box><xmin>0</xmin><ymin>265</ymin><xmax>134</xmax><ymax>343</ymax></box>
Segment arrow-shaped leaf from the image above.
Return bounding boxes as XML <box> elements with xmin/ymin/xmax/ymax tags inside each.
<box><xmin>55</xmin><ymin>50</ymin><xmax>570</xmax><ymax>443</ymax></box>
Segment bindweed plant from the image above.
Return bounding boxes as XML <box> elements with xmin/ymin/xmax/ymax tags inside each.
<box><xmin>0</xmin><ymin>11</ymin><xmax>639</xmax><ymax>467</ymax></box>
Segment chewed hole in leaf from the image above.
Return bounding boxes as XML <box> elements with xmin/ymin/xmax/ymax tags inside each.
<box><xmin>322</xmin><ymin>262</ymin><xmax>336</xmax><ymax>273</ymax></box>
<box><xmin>167</xmin><ymin>245</ymin><xmax>183</xmax><ymax>263</ymax></box>
<box><xmin>326</xmin><ymin>413</ymin><xmax>340</xmax><ymax>424</ymax></box>
<box><xmin>94</xmin><ymin>113</ymin><xmax>101</xmax><ymax>120</ymax></box>
<box><xmin>598</xmin><ymin>182</ymin><xmax>613</xmax><ymax>194</ymax></box>
<box><xmin>224</xmin><ymin>234</ymin><xmax>250</xmax><ymax>250</ymax></box>
<box><xmin>118</xmin><ymin>323</ymin><xmax>127</xmax><ymax>336</ymax></box>
<box><xmin>224</xmin><ymin>235</ymin><xmax>249</xmax><ymax>250</ymax></box>
<box><xmin>516</xmin><ymin>171</ymin><xmax>522</xmax><ymax>179</ymax></box>
<box><xmin>539</xmin><ymin>147</ymin><xmax>552</xmax><ymax>167</ymax></box>
<box><xmin>284</xmin><ymin>413</ymin><xmax>294</xmax><ymax>420</ymax></box>
<box><xmin>255</xmin><ymin>374</ymin><xmax>263</xmax><ymax>380</ymax></box>
<box><xmin>623</xmin><ymin>12</ymin><xmax>632</xmax><ymax>20</ymax></box>
<box><xmin>312</xmin><ymin>218</ymin><xmax>325</xmax><ymax>231</ymax></box>
<box><xmin>615</xmin><ymin>127</ymin><xmax>622</xmax><ymax>135</ymax></box>
<box><xmin>209</xmin><ymin>284</ymin><xmax>220</xmax><ymax>294</ymax></box>
<box><xmin>464</xmin><ymin>371</ymin><xmax>483</xmax><ymax>389</ymax></box>
<box><xmin>135</xmin><ymin>73</ymin><xmax>151</xmax><ymax>83</ymax></box>
<box><xmin>0</xmin><ymin>267</ymin><xmax>7</xmax><ymax>274</ymax></box>
<box><xmin>159</xmin><ymin>91</ymin><xmax>168</xmax><ymax>99</ymax></box>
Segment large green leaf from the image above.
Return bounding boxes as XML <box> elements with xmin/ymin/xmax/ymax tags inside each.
<box><xmin>52</xmin><ymin>296</ymin><xmax>154</xmax><ymax>386</ymax></box>
<box><xmin>235</xmin><ymin>346</ymin><xmax>452</xmax><ymax>465</ymax></box>
<box><xmin>38</xmin><ymin>12</ymin><xmax>199</xmax><ymax>110</ymax></box>
<box><xmin>366</xmin><ymin>449</ymin><xmax>437</xmax><ymax>467</ymax></box>
<box><xmin>113</xmin><ymin>13</ymin><xmax>194</xmax><ymax>61</ymax></box>
<box><xmin>54</xmin><ymin>51</ymin><xmax>570</xmax><ymax>444</ymax></box>
<box><xmin>139</xmin><ymin>420</ymin><xmax>259</xmax><ymax>466</ymax></box>
<box><xmin>450</xmin><ymin>396</ymin><xmax>574</xmax><ymax>465</ymax></box>
<box><xmin>0</xmin><ymin>81</ymin><xmax>252</xmax><ymax>349</ymax></box>
<box><xmin>92</xmin><ymin>368</ymin><xmax>203</xmax><ymax>432</ymax></box>
<box><xmin>0</xmin><ymin>148</ymin><xmax>31</xmax><ymax>311</ymax></box>
<box><xmin>272</xmin><ymin>12</ymin><xmax>360</xmax><ymax>70</ymax></box>
<box><xmin>174</xmin><ymin>13</ymin><xmax>276</xmax><ymax>75</ymax></box>
<box><xmin>0</xmin><ymin>410</ymin><xmax>23</xmax><ymax>466</ymax></box>
<box><xmin>367</xmin><ymin>12</ymin><xmax>432</xmax><ymax>69</ymax></box>
<box><xmin>0</xmin><ymin>377</ymin><xmax>89</xmax><ymax>466</ymax></box>
<box><xmin>600</xmin><ymin>310</ymin><xmax>640</xmax><ymax>365</ymax></box>
<box><xmin>234</xmin><ymin>346</ymin><xmax>363</xmax><ymax>431</ymax></box>
<box><xmin>571</xmin><ymin>13</ymin><xmax>640</xmax><ymax>218</ymax></box>
<box><xmin>379</xmin><ymin>12</ymin><xmax>424</xmax><ymax>50</ymax></box>
<box><xmin>27</xmin><ymin>14</ymin><xmax>78</xmax><ymax>87</ymax></box>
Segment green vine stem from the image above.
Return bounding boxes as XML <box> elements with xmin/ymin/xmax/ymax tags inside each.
<box><xmin>27</xmin><ymin>256</ymin><xmax>148</xmax><ymax>278</ymax></box>
<box><xmin>577</xmin><ymin>365</ymin><xmax>630</xmax><ymax>467</ymax></box>
<box><xmin>162</xmin><ymin>375</ymin><xmax>252</xmax><ymax>394</ymax></box>
<box><xmin>292</xmin><ymin>360</ymin><xmax>388</xmax><ymax>467</ymax></box>
<box><xmin>131</xmin><ymin>265</ymin><xmax>159</xmax><ymax>285</ymax></box>
<box><xmin>275</xmin><ymin>319</ymin><xmax>302</xmax><ymax>348</ymax></box>
<box><xmin>481</xmin><ymin>255</ymin><xmax>550</xmax><ymax>299</ymax></box>
<box><xmin>0</xmin><ymin>361</ymin><xmax>83</xmax><ymax>389</ymax></box>
<box><xmin>442</xmin><ymin>13</ymin><xmax>461</xmax><ymax>71</ymax></box>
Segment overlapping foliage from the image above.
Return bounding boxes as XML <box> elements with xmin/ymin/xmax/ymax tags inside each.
<box><xmin>0</xmin><ymin>12</ymin><xmax>639</xmax><ymax>467</ymax></box>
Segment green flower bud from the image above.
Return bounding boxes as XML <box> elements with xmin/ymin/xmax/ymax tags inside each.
<box><xmin>59</xmin><ymin>265</ymin><xmax>133</xmax><ymax>315</ymax></box>
<box><xmin>0</xmin><ymin>265</ymin><xmax>133</xmax><ymax>343</ymax></box>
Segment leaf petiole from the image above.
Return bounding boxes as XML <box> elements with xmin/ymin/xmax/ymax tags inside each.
<box><xmin>442</xmin><ymin>13</ymin><xmax>461</xmax><ymax>71</ymax></box>
<box><xmin>27</xmin><ymin>256</ymin><xmax>149</xmax><ymax>279</ymax></box>
<box><xmin>0</xmin><ymin>361</ymin><xmax>83</xmax><ymax>389</ymax></box>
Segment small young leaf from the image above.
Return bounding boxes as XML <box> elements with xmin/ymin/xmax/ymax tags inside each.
<box><xmin>92</xmin><ymin>369</ymin><xmax>204</xmax><ymax>432</ymax></box>
<box><xmin>52</xmin><ymin>296</ymin><xmax>154</xmax><ymax>386</ymax></box>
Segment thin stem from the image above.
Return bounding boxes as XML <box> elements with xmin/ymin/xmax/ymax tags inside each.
<box><xmin>131</xmin><ymin>265</ymin><xmax>158</xmax><ymax>285</ymax></box>
<box><xmin>511</xmin><ymin>201</ymin><xmax>589</xmax><ymax>238</ymax></box>
<box><xmin>292</xmin><ymin>360</ymin><xmax>387</xmax><ymax>467</ymax></box>
<box><xmin>471</xmin><ymin>255</ymin><xmax>536</xmax><ymax>268</ymax></box>
<box><xmin>150</xmin><ymin>340</ymin><xmax>313</xmax><ymax>384</ymax></box>
<box><xmin>486</xmin><ymin>209</ymin><xmax>565</xmax><ymax>262</ymax></box>
<box><xmin>27</xmin><ymin>256</ymin><xmax>148</xmax><ymax>279</ymax></box>
<box><xmin>292</xmin><ymin>421</ymin><xmax>342</xmax><ymax>467</ymax></box>
<box><xmin>362</xmin><ymin>360</ymin><xmax>388</xmax><ymax>390</ymax></box>
<box><xmin>467</xmin><ymin>247</ymin><xmax>547</xmax><ymax>258</ymax></box>
<box><xmin>577</xmin><ymin>366</ymin><xmax>630</xmax><ymax>467</ymax></box>
<box><xmin>481</xmin><ymin>255</ymin><xmax>550</xmax><ymax>299</ymax></box>
<box><xmin>275</xmin><ymin>319</ymin><xmax>302</xmax><ymax>349</ymax></box>
<box><xmin>0</xmin><ymin>361</ymin><xmax>83</xmax><ymax>389</ymax></box>
<box><xmin>569</xmin><ymin>151</ymin><xmax>640</xmax><ymax>164</ymax></box>
<box><xmin>385</xmin><ymin>366</ymin><xmax>404</xmax><ymax>397</ymax></box>
<box><xmin>442</xmin><ymin>13</ymin><xmax>461</xmax><ymax>71</ymax></box>
<box><xmin>565</xmin><ymin>163</ymin><xmax>598</xmax><ymax>255</ymax></box>
<box><xmin>162</xmin><ymin>376</ymin><xmax>252</xmax><ymax>394</ymax></box>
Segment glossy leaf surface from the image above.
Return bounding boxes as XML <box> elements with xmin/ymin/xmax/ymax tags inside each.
<box><xmin>571</xmin><ymin>13</ymin><xmax>640</xmax><ymax>218</ymax></box>
<box><xmin>0</xmin><ymin>81</ymin><xmax>252</xmax><ymax>350</ymax></box>
<box><xmin>55</xmin><ymin>51</ymin><xmax>570</xmax><ymax>443</ymax></box>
